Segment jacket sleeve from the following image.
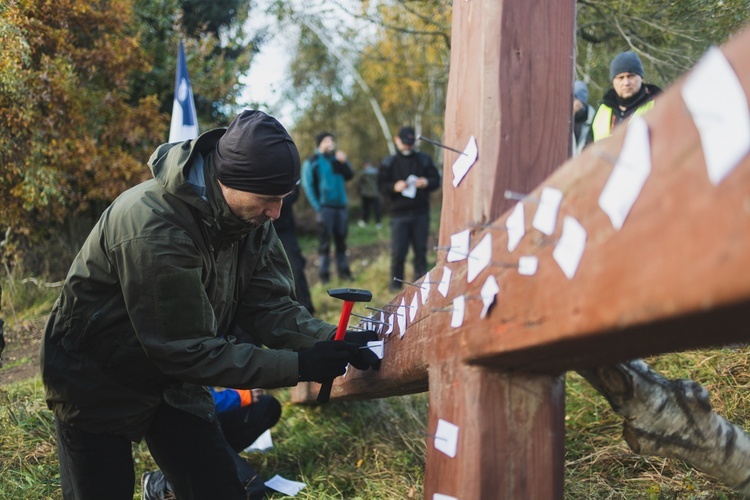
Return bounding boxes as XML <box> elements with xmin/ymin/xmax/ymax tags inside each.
<box><xmin>231</xmin><ymin>226</ymin><xmax>336</xmax><ymax>350</ymax></box>
<box><xmin>301</xmin><ymin>158</ymin><xmax>320</xmax><ymax>211</ymax></box>
<box><xmin>109</xmin><ymin>230</ymin><xmax>317</xmax><ymax>390</ymax></box>
<box><xmin>211</xmin><ymin>387</ymin><xmax>252</xmax><ymax>414</ymax></box>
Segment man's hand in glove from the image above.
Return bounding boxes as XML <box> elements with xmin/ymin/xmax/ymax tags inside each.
<box><xmin>343</xmin><ymin>330</ymin><xmax>381</xmax><ymax>371</ymax></box>
<box><xmin>298</xmin><ymin>341</ymin><xmax>359</xmax><ymax>383</ymax></box>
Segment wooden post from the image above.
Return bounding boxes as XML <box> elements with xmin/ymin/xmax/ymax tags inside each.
<box><xmin>292</xmin><ymin>3</ymin><xmax>750</xmax><ymax>499</ymax></box>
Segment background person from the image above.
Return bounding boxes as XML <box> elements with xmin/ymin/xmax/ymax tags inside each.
<box><xmin>592</xmin><ymin>50</ymin><xmax>662</xmax><ymax>142</ymax></box>
<box><xmin>356</xmin><ymin>160</ymin><xmax>382</xmax><ymax>228</ymax></box>
<box><xmin>301</xmin><ymin>132</ymin><xmax>354</xmax><ymax>283</ymax></box>
<box><xmin>572</xmin><ymin>80</ymin><xmax>596</xmax><ymax>155</ymax></box>
<box><xmin>378</xmin><ymin>126</ymin><xmax>441</xmax><ymax>292</ymax></box>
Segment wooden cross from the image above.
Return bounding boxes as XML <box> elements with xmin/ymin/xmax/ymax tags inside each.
<box><xmin>293</xmin><ymin>1</ymin><xmax>750</xmax><ymax>498</ymax></box>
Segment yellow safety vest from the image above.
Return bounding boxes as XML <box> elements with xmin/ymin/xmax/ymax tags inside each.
<box><xmin>592</xmin><ymin>100</ymin><xmax>655</xmax><ymax>142</ymax></box>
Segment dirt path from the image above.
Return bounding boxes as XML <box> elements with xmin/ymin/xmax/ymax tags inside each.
<box><xmin>0</xmin><ymin>317</ymin><xmax>44</xmax><ymax>386</ymax></box>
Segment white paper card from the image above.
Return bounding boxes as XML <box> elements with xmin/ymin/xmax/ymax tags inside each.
<box><xmin>402</xmin><ymin>174</ymin><xmax>419</xmax><ymax>198</ymax></box>
<box><xmin>438</xmin><ymin>267</ymin><xmax>452</xmax><ymax>297</ymax></box>
<box><xmin>434</xmin><ymin>495</ymin><xmax>458</xmax><ymax>500</ymax></box>
<box><xmin>532</xmin><ymin>187</ymin><xmax>563</xmax><ymax>235</ymax></box>
<box><xmin>598</xmin><ymin>115</ymin><xmax>652</xmax><ymax>230</ymax></box>
<box><xmin>518</xmin><ymin>255</ymin><xmax>538</xmax><ymax>276</ymax></box>
<box><xmin>409</xmin><ymin>293</ymin><xmax>419</xmax><ymax>322</ymax></box>
<box><xmin>244</xmin><ymin>429</ymin><xmax>273</xmax><ymax>452</ymax></box>
<box><xmin>264</xmin><ymin>475</ymin><xmax>306</xmax><ymax>496</ymax></box>
<box><xmin>451</xmin><ymin>135</ymin><xmax>478</xmax><ymax>187</ymax></box>
<box><xmin>467</xmin><ymin>233</ymin><xmax>492</xmax><ymax>283</ymax></box>
<box><xmin>420</xmin><ymin>274</ymin><xmax>431</xmax><ymax>305</ymax></box>
<box><xmin>367</xmin><ymin>340</ymin><xmax>384</xmax><ymax>359</ymax></box>
<box><xmin>682</xmin><ymin>46</ymin><xmax>750</xmax><ymax>185</ymax></box>
<box><xmin>397</xmin><ymin>298</ymin><xmax>407</xmax><ymax>337</ymax></box>
<box><xmin>435</xmin><ymin>418</ymin><xmax>459</xmax><ymax>458</ymax></box>
<box><xmin>385</xmin><ymin>312</ymin><xmax>394</xmax><ymax>336</ymax></box>
<box><xmin>450</xmin><ymin>295</ymin><xmax>466</xmax><ymax>328</ymax></box>
<box><xmin>480</xmin><ymin>275</ymin><xmax>499</xmax><ymax>319</ymax></box>
<box><xmin>553</xmin><ymin>216</ymin><xmax>587</xmax><ymax>279</ymax></box>
<box><xmin>506</xmin><ymin>201</ymin><xmax>525</xmax><ymax>252</ymax></box>
<box><xmin>447</xmin><ymin>229</ymin><xmax>471</xmax><ymax>262</ymax></box>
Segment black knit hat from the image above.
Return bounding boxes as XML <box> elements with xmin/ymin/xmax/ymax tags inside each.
<box><xmin>214</xmin><ymin>110</ymin><xmax>300</xmax><ymax>195</ymax></box>
<box><xmin>609</xmin><ymin>51</ymin><xmax>644</xmax><ymax>80</ymax></box>
<box><xmin>315</xmin><ymin>131</ymin><xmax>334</xmax><ymax>147</ymax></box>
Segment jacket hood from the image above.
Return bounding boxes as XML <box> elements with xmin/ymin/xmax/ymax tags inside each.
<box><xmin>147</xmin><ymin>128</ymin><xmax>267</xmax><ymax>243</ymax></box>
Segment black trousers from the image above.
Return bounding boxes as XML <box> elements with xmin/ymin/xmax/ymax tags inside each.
<box><xmin>361</xmin><ymin>196</ymin><xmax>381</xmax><ymax>223</ymax></box>
<box><xmin>55</xmin><ymin>403</ymin><xmax>246</xmax><ymax>500</ymax></box>
<box><xmin>390</xmin><ymin>212</ymin><xmax>430</xmax><ymax>285</ymax></box>
<box><xmin>275</xmin><ymin>227</ymin><xmax>315</xmax><ymax>314</ymax></box>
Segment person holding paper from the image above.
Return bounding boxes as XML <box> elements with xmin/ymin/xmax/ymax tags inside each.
<box><xmin>141</xmin><ymin>388</ymin><xmax>280</xmax><ymax>500</ymax></box>
<box><xmin>41</xmin><ymin>110</ymin><xmax>380</xmax><ymax>499</ymax></box>
<box><xmin>592</xmin><ymin>51</ymin><xmax>662</xmax><ymax>142</ymax></box>
<box><xmin>301</xmin><ymin>131</ymin><xmax>355</xmax><ymax>283</ymax></box>
<box><xmin>378</xmin><ymin>126</ymin><xmax>441</xmax><ymax>292</ymax></box>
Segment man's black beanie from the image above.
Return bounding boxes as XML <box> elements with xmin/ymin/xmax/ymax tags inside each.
<box><xmin>214</xmin><ymin>110</ymin><xmax>300</xmax><ymax>195</ymax></box>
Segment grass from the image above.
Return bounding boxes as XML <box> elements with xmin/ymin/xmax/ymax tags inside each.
<box><xmin>2</xmin><ymin>208</ymin><xmax>750</xmax><ymax>498</ymax></box>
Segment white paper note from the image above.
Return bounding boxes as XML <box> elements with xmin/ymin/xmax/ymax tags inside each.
<box><xmin>451</xmin><ymin>135</ymin><xmax>478</xmax><ymax>187</ymax></box>
<box><xmin>434</xmin><ymin>418</ymin><xmax>459</xmax><ymax>458</ymax></box>
<box><xmin>450</xmin><ymin>295</ymin><xmax>466</xmax><ymax>328</ymax></box>
<box><xmin>385</xmin><ymin>312</ymin><xmax>394</xmax><ymax>336</ymax></box>
<box><xmin>438</xmin><ymin>267</ymin><xmax>452</xmax><ymax>297</ymax></box>
<box><xmin>447</xmin><ymin>229</ymin><xmax>471</xmax><ymax>262</ymax></box>
<box><xmin>434</xmin><ymin>495</ymin><xmax>458</xmax><ymax>500</ymax></box>
<box><xmin>480</xmin><ymin>275</ymin><xmax>500</xmax><ymax>319</ymax></box>
<box><xmin>682</xmin><ymin>46</ymin><xmax>750</xmax><ymax>185</ymax></box>
<box><xmin>402</xmin><ymin>174</ymin><xmax>419</xmax><ymax>198</ymax></box>
<box><xmin>397</xmin><ymin>298</ymin><xmax>407</xmax><ymax>337</ymax></box>
<box><xmin>532</xmin><ymin>187</ymin><xmax>563</xmax><ymax>235</ymax></box>
<box><xmin>467</xmin><ymin>233</ymin><xmax>492</xmax><ymax>283</ymax></box>
<box><xmin>420</xmin><ymin>274</ymin><xmax>431</xmax><ymax>305</ymax></box>
<box><xmin>409</xmin><ymin>293</ymin><xmax>419</xmax><ymax>323</ymax></box>
<box><xmin>264</xmin><ymin>475</ymin><xmax>306</xmax><ymax>496</ymax></box>
<box><xmin>367</xmin><ymin>340</ymin><xmax>384</xmax><ymax>359</ymax></box>
<box><xmin>598</xmin><ymin>115</ymin><xmax>652</xmax><ymax>230</ymax></box>
<box><xmin>244</xmin><ymin>429</ymin><xmax>273</xmax><ymax>452</ymax></box>
<box><xmin>553</xmin><ymin>216</ymin><xmax>587</xmax><ymax>279</ymax></box>
<box><xmin>518</xmin><ymin>255</ymin><xmax>538</xmax><ymax>276</ymax></box>
<box><xmin>506</xmin><ymin>201</ymin><xmax>525</xmax><ymax>252</ymax></box>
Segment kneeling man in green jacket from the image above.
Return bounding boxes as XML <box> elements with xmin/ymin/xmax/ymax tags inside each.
<box><xmin>41</xmin><ymin>110</ymin><xmax>379</xmax><ymax>499</ymax></box>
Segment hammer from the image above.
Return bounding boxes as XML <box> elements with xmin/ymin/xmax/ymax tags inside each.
<box><xmin>317</xmin><ymin>287</ymin><xmax>373</xmax><ymax>403</ymax></box>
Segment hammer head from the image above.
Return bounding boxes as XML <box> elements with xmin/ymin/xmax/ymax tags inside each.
<box><xmin>327</xmin><ymin>288</ymin><xmax>372</xmax><ymax>303</ymax></box>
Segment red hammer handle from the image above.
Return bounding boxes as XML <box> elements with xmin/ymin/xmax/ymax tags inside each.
<box><xmin>318</xmin><ymin>300</ymin><xmax>355</xmax><ymax>403</ymax></box>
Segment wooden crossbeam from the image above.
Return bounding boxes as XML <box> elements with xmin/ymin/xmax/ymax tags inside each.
<box><xmin>293</xmin><ymin>1</ymin><xmax>750</xmax><ymax>498</ymax></box>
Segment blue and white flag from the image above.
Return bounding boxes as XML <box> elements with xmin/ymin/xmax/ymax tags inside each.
<box><xmin>168</xmin><ymin>40</ymin><xmax>199</xmax><ymax>142</ymax></box>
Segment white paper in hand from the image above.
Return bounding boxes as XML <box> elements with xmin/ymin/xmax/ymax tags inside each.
<box><xmin>402</xmin><ymin>174</ymin><xmax>419</xmax><ymax>198</ymax></box>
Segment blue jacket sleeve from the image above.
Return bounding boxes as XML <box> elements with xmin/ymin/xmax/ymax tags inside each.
<box><xmin>211</xmin><ymin>387</ymin><xmax>241</xmax><ymax>414</ymax></box>
<box><xmin>301</xmin><ymin>159</ymin><xmax>320</xmax><ymax>212</ymax></box>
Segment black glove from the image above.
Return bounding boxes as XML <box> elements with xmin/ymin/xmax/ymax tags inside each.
<box><xmin>343</xmin><ymin>330</ymin><xmax>380</xmax><ymax>371</ymax></box>
<box><xmin>343</xmin><ymin>330</ymin><xmax>378</xmax><ymax>347</ymax></box>
<box><xmin>298</xmin><ymin>341</ymin><xmax>358</xmax><ymax>383</ymax></box>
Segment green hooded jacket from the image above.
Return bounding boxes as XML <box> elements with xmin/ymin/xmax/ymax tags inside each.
<box><xmin>41</xmin><ymin>128</ymin><xmax>335</xmax><ymax>441</ymax></box>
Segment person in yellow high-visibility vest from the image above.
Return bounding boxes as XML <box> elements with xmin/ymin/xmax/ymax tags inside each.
<box><xmin>592</xmin><ymin>51</ymin><xmax>662</xmax><ymax>142</ymax></box>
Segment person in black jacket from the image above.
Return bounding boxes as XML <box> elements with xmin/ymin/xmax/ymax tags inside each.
<box><xmin>378</xmin><ymin>126</ymin><xmax>441</xmax><ymax>292</ymax></box>
<box><xmin>273</xmin><ymin>182</ymin><xmax>315</xmax><ymax>314</ymax></box>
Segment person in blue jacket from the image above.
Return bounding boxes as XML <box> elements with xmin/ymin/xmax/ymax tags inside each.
<box><xmin>142</xmin><ymin>387</ymin><xmax>280</xmax><ymax>499</ymax></box>
<box><xmin>301</xmin><ymin>131</ymin><xmax>354</xmax><ymax>283</ymax></box>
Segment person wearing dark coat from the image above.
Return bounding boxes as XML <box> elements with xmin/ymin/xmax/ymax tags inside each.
<box><xmin>378</xmin><ymin>126</ymin><xmax>441</xmax><ymax>292</ymax></box>
<box><xmin>41</xmin><ymin>110</ymin><xmax>379</xmax><ymax>499</ymax></box>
